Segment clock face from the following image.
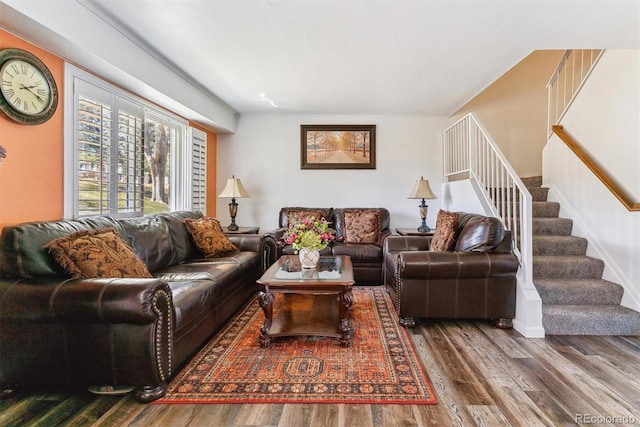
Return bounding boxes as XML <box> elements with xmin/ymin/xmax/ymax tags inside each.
<box><xmin>0</xmin><ymin>48</ymin><xmax>58</xmax><ymax>125</ymax></box>
<box><xmin>1</xmin><ymin>59</ymin><xmax>52</xmax><ymax>116</ymax></box>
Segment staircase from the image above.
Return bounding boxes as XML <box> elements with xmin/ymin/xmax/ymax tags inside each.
<box><xmin>524</xmin><ymin>176</ymin><xmax>640</xmax><ymax>335</ymax></box>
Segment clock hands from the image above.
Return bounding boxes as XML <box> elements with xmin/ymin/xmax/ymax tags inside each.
<box><xmin>19</xmin><ymin>84</ymin><xmax>44</xmax><ymax>103</ymax></box>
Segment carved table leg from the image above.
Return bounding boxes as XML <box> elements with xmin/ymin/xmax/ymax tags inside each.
<box><xmin>338</xmin><ymin>287</ymin><xmax>353</xmax><ymax>347</ymax></box>
<box><xmin>258</xmin><ymin>291</ymin><xmax>274</xmax><ymax>347</ymax></box>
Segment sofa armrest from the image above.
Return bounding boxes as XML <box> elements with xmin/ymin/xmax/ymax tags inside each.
<box><xmin>0</xmin><ymin>278</ymin><xmax>172</xmax><ymax>324</ymax></box>
<box><xmin>227</xmin><ymin>234</ymin><xmax>263</xmax><ymax>253</ymax></box>
<box><xmin>398</xmin><ymin>251</ymin><xmax>518</xmax><ymax>280</ymax></box>
<box><xmin>384</xmin><ymin>235</ymin><xmax>431</xmax><ymax>254</ymax></box>
<box><xmin>264</xmin><ymin>227</ymin><xmax>287</xmax><ymax>245</ymax></box>
<box><xmin>377</xmin><ymin>229</ymin><xmax>392</xmax><ymax>248</ymax></box>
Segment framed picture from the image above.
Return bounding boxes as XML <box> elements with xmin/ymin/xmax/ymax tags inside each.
<box><xmin>301</xmin><ymin>124</ymin><xmax>376</xmax><ymax>169</ymax></box>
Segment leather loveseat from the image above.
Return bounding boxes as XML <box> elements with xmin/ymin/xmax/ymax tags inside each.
<box><xmin>268</xmin><ymin>207</ymin><xmax>391</xmax><ymax>284</ymax></box>
<box><xmin>384</xmin><ymin>212</ymin><xmax>518</xmax><ymax>328</ymax></box>
<box><xmin>0</xmin><ymin>211</ymin><xmax>268</xmax><ymax>402</ymax></box>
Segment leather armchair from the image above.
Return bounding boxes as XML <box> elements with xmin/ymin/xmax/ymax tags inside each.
<box><xmin>384</xmin><ymin>212</ymin><xmax>518</xmax><ymax>328</ymax></box>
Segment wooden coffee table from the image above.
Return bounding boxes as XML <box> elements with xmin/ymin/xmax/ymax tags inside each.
<box><xmin>256</xmin><ymin>255</ymin><xmax>355</xmax><ymax>347</ymax></box>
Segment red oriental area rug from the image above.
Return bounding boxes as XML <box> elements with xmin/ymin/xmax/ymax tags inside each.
<box><xmin>155</xmin><ymin>286</ymin><xmax>437</xmax><ymax>405</ymax></box>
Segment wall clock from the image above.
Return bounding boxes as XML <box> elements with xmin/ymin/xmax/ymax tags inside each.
<box><xmin>0</xmin><ymin>48</ymin><xmax>58</xmax><ymax>125</ymax></box>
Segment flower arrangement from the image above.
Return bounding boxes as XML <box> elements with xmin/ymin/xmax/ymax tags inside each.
<box><xmin>282</xmin><ymin>215</ymin><xmax>335</xmax><ymax>253</ymax></box>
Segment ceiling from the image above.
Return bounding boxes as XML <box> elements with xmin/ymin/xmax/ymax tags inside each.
<box><xmin>2</xmin><ymin>0</ymin><xmax>640</xmax><ymax>119</ymax></box>
<box><xmin>88</xmin><ymin>0</ymin><xmax>640</xmax><ymax>116</ymax></box>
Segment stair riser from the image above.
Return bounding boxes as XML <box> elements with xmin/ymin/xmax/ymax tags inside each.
<box><xmin>534</xmin><ymin>280</ymin><xmax>623</xmax><ymax>305</ymax></box>
<box><xmin>533</xmin><ymin>219</ymin><xmax>573</xmax><ymax>236</ymax></box>
<box><xmin>533</xmin><ymin>237</ymin><xmax>588</xmax><ymax>255</ymax></box>
<box><xmin>533</xmin><ymin>202</ymin><xmax>560</xmax><ymax>218</ymax></box>
<box><xmin>543</xmin><ymin>305</ymin><xmax>640</xmax><ymax>335</ymax></box>
<box><xmin>529</xmin><ymin>187</ymin><xmax>549</xmax><ymax>202</ymax></box>
<box><xmin>533</xmin><ymin>258</ymin><xmax>604</xmax><ymax>279</ymax></box>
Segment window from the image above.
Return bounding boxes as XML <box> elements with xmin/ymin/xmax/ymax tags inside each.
<box><xmin>64</xmin><ymin>64</ymin><xmax>205</xmax><ymax>218</ymax></box>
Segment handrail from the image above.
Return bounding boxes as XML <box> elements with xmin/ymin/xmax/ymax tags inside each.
<box><xmin>444</xmin><ymin>113</ymin><xmax>534</xmax><ymax>289</ymax></box>
<box><xmin>547</xmin><ymin>49</ymin><xmax>604</xmax><ymax>137</ymax></box>
<box><xmin>552</xmin><ymin>125</ymin><xmax>640</xmax><ymax>211</ymax></box>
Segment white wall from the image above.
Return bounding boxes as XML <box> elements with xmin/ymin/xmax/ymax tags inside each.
<box><xmin>543</xmin><ymin>49</ymin><xmax>640</xmax><ymax>310</ymax></box>
<box><xmin>217</xmin><ymin>115</ymin><xmax>449</xmax><ymax>232</ymax></box>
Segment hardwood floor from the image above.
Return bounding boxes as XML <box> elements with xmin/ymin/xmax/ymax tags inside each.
<box><xmin>1</xmin><ymin>321</ymin><xmax>639</xmax><ymax>426</ymax></box>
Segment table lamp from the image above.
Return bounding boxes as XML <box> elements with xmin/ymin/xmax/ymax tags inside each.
<box><xmin>407</xmin><ymin>176</ymin><xmax>436</xmax><ymax>232</ymax></box>
<box><xmin>218</xmin><ymin>175</ymin><xmax>250</xmax><ymax>231</ymax></box>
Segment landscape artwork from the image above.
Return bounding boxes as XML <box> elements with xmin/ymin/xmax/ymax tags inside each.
<box><xmin>301</xmin><ymin>124</ymin><xmax>376</xmax><ymax>169</ymax></box>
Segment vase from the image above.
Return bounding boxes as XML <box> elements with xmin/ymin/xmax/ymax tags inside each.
<box><xmin>298</xmin><ymin>247</ymin><xmax>320</xmax><ymax>269</ymax></box>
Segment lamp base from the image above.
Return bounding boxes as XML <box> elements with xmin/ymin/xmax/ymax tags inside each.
<box><xmin>227</xmin><ymin>198</ymin><xmax>239</xmax><ymax>231</ymax></box>
<box><xmin>417</xmin><ymin>199</ymin><xmax>430</xmax><ymax>232</ymax></box>
<box><xmin>417</xmin><ymin>221</ymin><xmax>430</xmax><ymax>233</ymax></box>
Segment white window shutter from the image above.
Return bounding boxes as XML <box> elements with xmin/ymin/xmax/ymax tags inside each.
<box><xmin>189</xmin><ymin>127</ymin><xmax>207</xmax><ymax>213</ymax></box>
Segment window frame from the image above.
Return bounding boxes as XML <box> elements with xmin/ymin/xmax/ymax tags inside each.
<box><xmin>64</xmin><ymin>63</ymin><xmax>201</xmax><ymax>219</ymax></box>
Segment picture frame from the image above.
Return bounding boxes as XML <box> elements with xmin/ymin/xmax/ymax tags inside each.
<box><xmin>300</xmin><ymin>124</ymin><xmax>376</xmax><ymax>169</ymax></box>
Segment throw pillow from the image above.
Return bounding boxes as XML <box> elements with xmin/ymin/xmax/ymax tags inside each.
<box><xmin>183</xmin><ymin>217</ymin><xmax>238</xmax><ymax>258</ymax></box>
<box><xmin>43</xmin><ymin>228</ymin><xmax>152</xmax><ymax>278</ymax></box>
<box><xmin>455</xmin><ymin>216</ymin><xmax>505</xmax><ymax>252</ymax></box>
<box><xmin>286</xmin><ymin>210</ymin><xmax>324</xmax><ymax>227</ymax></box>
<box><xmin>343</xmin><ymin>209</ymin><xmax>381</xmax><ymax>244</ymax></box>
<box><xmin>430</xmin><ymin>210</ymin><xmax>459</xmax><ymax>251</ymax></box>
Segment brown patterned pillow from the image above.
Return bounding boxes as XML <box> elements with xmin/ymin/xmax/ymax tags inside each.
<box><xmin>343</xmin><ymin>209</ymin><xmax>381</xmax><ymax>244</ymax></box>
<box><xmin>43</xmin><ymin>228</ymin><xmax>152</xmax><ymax>278</ymax></box>
<box><xmin>183</xmin><ymin>217</ymin><xmax>238</xmax><ymax>258</ymax></box>
<box><xmin>430</xmin><ymin>210</ymin><xmax>460</xmax><ymax>251</ymax></box>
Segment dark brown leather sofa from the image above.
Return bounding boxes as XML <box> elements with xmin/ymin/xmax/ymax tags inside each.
<box><xmin>268</xmin><ymin>207</ymin><xmax>391</xmax><ymax>284</ymax></box>
<box><xmin>384</xmin><ymin>212</ymin><xmax>518</xmax><ymax>328</ymax></box>
<box><xmin>0</xmin><ymin>211</ymin><xmax>269</xmax><ymax>402</ymax></box>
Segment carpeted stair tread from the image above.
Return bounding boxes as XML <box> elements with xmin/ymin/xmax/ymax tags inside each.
<box><xmin>532</xmin><ymin>217</ymin><xmax>573</xmax><ymax>235</ymax></box>
<box><xmin>521</xmin><ymin>176</ymin><xmax>542</xmax><ymax>187</ymax></box>
<box><xmin>533</xmin><ymin>235</ymin><xmax>588</xmax><ymax>255</ymax></box>
<box><xmin>542</xmin><ymin>305</ymin><xmax>640</xmax><ymax>335</ymax></box>
<box><xmin>532</xmin><ymin>201</ymin><xmax>560</xmax><ymax>218</ymax></box>
<box><xmin>534</xmin><ymin>278</ymin><xmax>623</xmax><ymax>305</ymax></box>
<box><xmin>533</xmin><ymin>255</ymin><xmax>604</xmax><ymax>279</ymax></box>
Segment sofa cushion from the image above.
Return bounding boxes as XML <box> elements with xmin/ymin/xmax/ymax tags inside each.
<box><xmin>0</xmin><ymin>215</ymin><xmax>123</xmax><ymax>279</ymax></box>
<box><xmin>430</xmin><ymin>210</ymin><xmax>459</xmax><ymax>251</ymax></box>
<box><xmin>280</xmin><ymin>207</ymin><xmax>334</xmax><ymax>228</ymax></box>
<box><xmin>119</xmin><ymin>215</ymin><xmax>176</xmax><ymax>272</ymax></box>
<box><xmin>343</xmin><ymin>209</ymin><xmax>381</xmax><ymax>244</ymax></box>
<box><xmin>43</xmin><ymin>228</ymin><xmax>152</xmax><ymax>278</ymax></box>
<box><xmin>286</xmin><ymin>209</ymin><xmax>325</xmax><ymax>225</ymax></box>
<box><xmin>184</xmin><ymin>217</ymin><xmax>238</xmax><ymax>258</ymax></box>
<box><xmin>455</xmin><ymin>216</ymin><xmax>505</xmax><ymax>252</ymax></box>
<box><xmin>332</xmin><ymin>242</ymin><xmax>382</xmax><ymax>263</ymax></box>
<box><xmin>156</xmin><ymin>211</ymin><xmax>204</xmax><ymax>263</ymax></box>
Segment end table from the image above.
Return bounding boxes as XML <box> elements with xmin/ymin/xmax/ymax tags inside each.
<box><xmin>395</xmin><ymin>228</ymin><xmax>434</xmax><ymax>237</ymax></box>
<box><xmin>223</xmin><ymin>226</ymin><xmax>260</xmax><ymax>235</ymax></box>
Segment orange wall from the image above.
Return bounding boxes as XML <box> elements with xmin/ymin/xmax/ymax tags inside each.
<box><xmin>0</xmin><ymin>30</ymin><xmax>64</xmax><ymax>229</ymax></box>
<box><xmin>0</xmin><ymin>29</ymin><xmax>218</xmax><ymax>230</ymax></box>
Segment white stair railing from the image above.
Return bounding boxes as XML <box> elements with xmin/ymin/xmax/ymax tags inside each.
<box><xmin>443</xmin><ymin>113</ymin><xmax>534</xmax><ymax>288</ymax></box>
<box><xmin>547</xmin><ymin>49</ymin><xmax>604</xmax><ymax>136</ymax></box>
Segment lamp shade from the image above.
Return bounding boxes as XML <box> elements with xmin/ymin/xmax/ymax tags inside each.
<box><xmin>218</xmin><ymin>176</ymin><xmax>250</xmax><ymax>198</ymax></box>
<box><xmin>408</xmin><ymin>176</ymin><xmax>436</xmax><ymax>199</ymax></box>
